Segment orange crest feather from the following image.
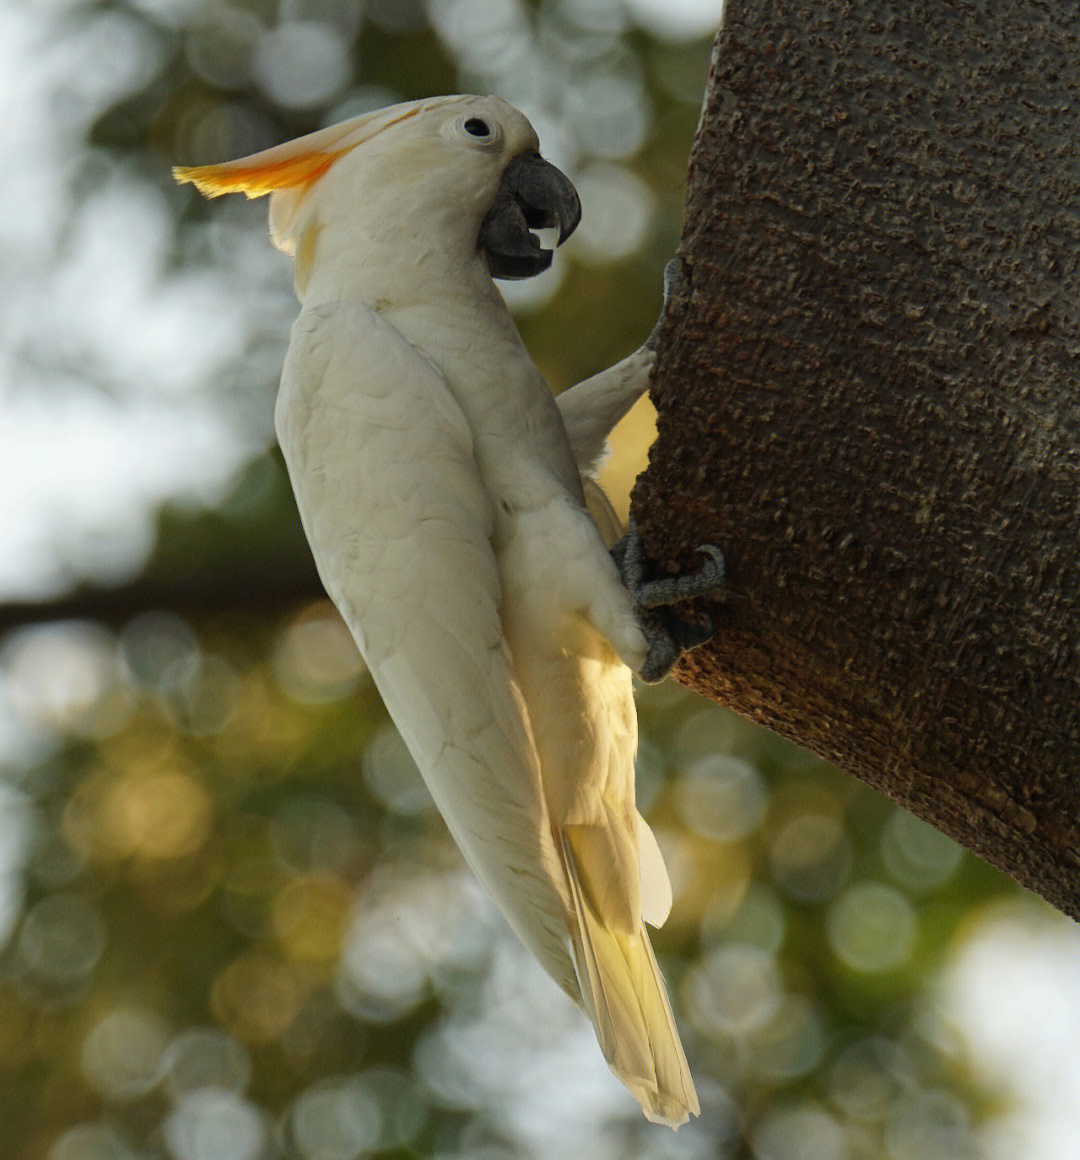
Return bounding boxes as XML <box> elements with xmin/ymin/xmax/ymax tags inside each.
<box><xmin>172</xmin><ymin>102</ymin><xmax>431</xmax><ymax>200</ymax></box>
<box><xmin>172</xmin><ymin>148</ymin><xmax>346</xmax><ymax>199</ymax></box>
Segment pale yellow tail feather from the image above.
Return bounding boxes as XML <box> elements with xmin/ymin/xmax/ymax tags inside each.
<box><xmin>563</xmin><ymin>821</ymin><xmax>639</xmax><ymax>935</ymax></box>
<box><xmin>560</xmin><ymin>832</ymin><xmax>699</xmax><ymax>1127</ymax></box>
<box><xmin>635</xmin><ymin>812</ymin><xmax>673</xmax><ymax>928</ymax></box>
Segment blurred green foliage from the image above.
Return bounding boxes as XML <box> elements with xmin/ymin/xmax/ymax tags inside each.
<box><xmin>1</xmin><ymin>607</ymin><xmax>1013</xmax><ymax>1160</ymax></box>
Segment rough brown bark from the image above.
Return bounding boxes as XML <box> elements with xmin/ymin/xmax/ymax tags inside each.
<box><xmin>634</xmin><ymin>0</ymin><xmax>1080</xmax><ymax>917</ymax></box>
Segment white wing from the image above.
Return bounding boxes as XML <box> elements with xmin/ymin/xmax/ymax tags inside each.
<box><xmin>275</xmin><ymin>301</ymin><xmax>575</xmax><ymax>992</ymax></box>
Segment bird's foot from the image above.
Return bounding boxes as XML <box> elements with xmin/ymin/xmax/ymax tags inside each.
<box><xmin>613</xmin><ymin>521</ymin><xmax>725</xmax><ymax>683</ymax></box>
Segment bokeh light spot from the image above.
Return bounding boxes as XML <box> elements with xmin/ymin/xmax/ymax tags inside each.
<box><xmin>62</xmin><ymin>769</ymin><xmax>134</xmax><ymax>864</ymax></box>
<box><xmin>289</xmin><ymin>1076</ymin><xmax>382</xmax><ymax>1160</ymax></box>
<box><xmin>882</xmin><ymin>809</ymin><xmax>963</xmax><ymax>894</ymax></box>
<box><xmin>827</xmin><ymin>882</ymin><xmax>917</xmax><ymax>973</ymax></box>
<box><xmin>426</xmin><ymin>0</ymin><xmax>529</xmax><ymax>74</ymax></box>
<box><xmin>273</xmin><ymin>873</ymin><xmax>353</xmax><ymax>965</ymax></box>
<box><xmin>120</xmin><ymin>614</ymin><xmax>200</xmax><ymax>692</ymax></box>
<box><xmin>570</xmin><ymin>163</ymin><xmax>655</xmax><ymax>264</ymax></box>
<box><xmin>3</xmin><ymin>622</ymin><xmax>121</xmax><ymax>737</ymax></box>
<box><xmin>336</xmin><ymin>866</ymin><xmax>496</xmax><ymax>1023</ymax></box>
<box><xmin>112</xmin><ymin>769</ymin><xmax>213</xmax><ymax>860</ymax></box>
<box><xmin>676</xmin><ymin>752</ymin><xmax>767</xmax><ymax>843</ymax></box>
<box><xmin>564</xmin><ymin>69</ymin><xmax>651</xmax><ymax>158</ymax></box>
<box><xmin>185</xmin><ymin>7</ymin><xmax>264</xmax><ymax>91</ymax></box>
<box><xmin>705</xmin><ymin>882</ymin><xmax>787</xmax><ymax>954</ymax></box>
<box><xmin>359</xmin><ymin>1067</ymin><xmax>430</xmax><ymax>1150</ymax></box>
<box><xmin>81</xmin><ymin>1006</ymin><xmax>170</xmax><ymax>1100</ymax></box>
<box><xmin>17</xmin><ymin>892</ymin><xmax>105</xmax><ymax>989</ymax></box>
<box><xmin>163</xmin><ymin>654</ymin><xmax>239</xmax><ymax>736</ymax></box>
<box><xmin>274</xmin><ymin>602</ymin><xmax>366</xmax><ymax>704</ymax></box>
<box><xmin>253</xmin><ymin>21</ymin><xmax>352</xmax><ymax>111</ymax></box>
<box><xmin>622</xmin><ymin>0</ymin><xmax>727</xmax><ymax>42</ymax></box>
<box><xmin>48</xmin><ymin>1123</ymin><xmax>136</xmax><ymax>1160</ymax></box>
<box><xmin>361</xmin><ymin>724</ymin><xmax>432</xmax><ymax>818</ymax></box>
<box><xmin>273</xmin><ymin>796</ymin><xmax>363</xmax><ymax>876</ymax></box>
<box><xmin>750</xmin><ymin>992</ymin><xmax>826</xmax><ymax>1083</ymax></box>
<box><xmin>211</xmin><ymin>950</ymin><xmax>304</xmax><ymax>1044</ymax></box>
<box><xmin>769</xmin><ymin>807</ymin><xmax>851</xmax><ymax>903</ymax></box>
<box><xmin>670</xmin><ymin>703</ymin><xmax>766</xmax><ymax>765</ymax></box>
<box><xmin>164</xmin><ymin>1028</ymin><xmax>252</xmax><ymax>1099</ymax></box>
<box><xmin>883</xmin><ymin>1090</ymin><xmax>978</xmax><ymax>1160</ymax></box>
<box><xmin>163</xmin><ymin>1089</ymin><xmax>267</xmax><ymax>1160</ymax></box>
<box><xmin>751</xmin><ymin>1102</ymin><xmax>853</xmax><ymax>1160</ymax></box>
<box><xmin>826</xmin><ymin>1037</ymin><xmax>910</xmax><ymax>1124</ymax></box>
<box><xmin>686</xmin><ymin>943</ymin><xmax>782</xmax><ymax>1042</ymax></box>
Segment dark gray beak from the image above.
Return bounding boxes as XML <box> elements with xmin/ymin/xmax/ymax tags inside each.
<box><xmin>478</xmin><ymin>152</ymin><xmax>581</xmax><ymax>280</ymax></box>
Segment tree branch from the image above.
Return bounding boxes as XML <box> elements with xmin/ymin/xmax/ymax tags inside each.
<box><xmin>634</xmin><ymin>0</ymin><xmax>1080</xmax><ymax>917</ymax></box>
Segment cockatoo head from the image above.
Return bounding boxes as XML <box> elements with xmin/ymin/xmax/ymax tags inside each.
<box><xmin>174</xmin><ymin>95</ymin><xmax>580</xmax><ymax>288</ymax></box>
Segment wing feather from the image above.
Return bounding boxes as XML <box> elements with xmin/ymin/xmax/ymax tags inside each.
<box><xmin>556</xmin><ymin>346</ymin><xmax>653</xmax><ymax>475</ymax></box>
<box><xmin>276</xmin><ymin>302</ymin><xmax>574</xmax><ymax>991</ymax></box>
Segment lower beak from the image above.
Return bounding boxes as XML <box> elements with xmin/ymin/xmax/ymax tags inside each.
<box><xmin>478</xmin><ymin>152</ymin><xmax>581</xmax><ymax>280</ymax></box>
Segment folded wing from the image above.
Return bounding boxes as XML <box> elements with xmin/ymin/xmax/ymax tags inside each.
<box><xmin>276</xmin><ymin>301</ymin><xmax>576</xmax><ymax>991</ymax></box>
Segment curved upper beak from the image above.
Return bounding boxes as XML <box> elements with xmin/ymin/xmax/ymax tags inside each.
<box><xmin>478</xmin><ymin>152</ymin><xmax>581</xmax><ymax>280</ymax></box>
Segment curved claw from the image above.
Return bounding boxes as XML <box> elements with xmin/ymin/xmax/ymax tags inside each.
<box><xmin>633</xmin><ymin>543</ymin><xmax>726</xmax><ymax>610</ymax></box>
<box><xmin>693</xmin><ymin>543</ymin><xmax>726</xmax><ymax>591</ymax></box>
<box><xmin>696</xmin><ymin>543</ymin><xmax>725</xmax><ymax>573</ymax></box>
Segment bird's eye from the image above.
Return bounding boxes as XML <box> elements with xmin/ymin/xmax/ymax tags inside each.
<box><xmin>463</xmin><ymin>117</ymin><xmax>492</xmax><ymax>138</ymax></box>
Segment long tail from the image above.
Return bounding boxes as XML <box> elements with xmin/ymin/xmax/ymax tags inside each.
<box><xmin>559</xmin><ymin>831</ymin><xmax>699</xmax><ymax>1127</ymax></box>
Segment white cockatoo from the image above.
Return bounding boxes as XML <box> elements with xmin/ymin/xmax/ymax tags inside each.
<box><xmin>175</xmin><ymin>94</ymin><xmax>721</xmax><ymax>1126</ymax></box>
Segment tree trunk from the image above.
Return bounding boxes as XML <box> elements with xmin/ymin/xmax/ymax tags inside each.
<box><xmin>633</xmin><ymin>0</ymin><xmax>1080</xmax><ymax>918</ymax></box>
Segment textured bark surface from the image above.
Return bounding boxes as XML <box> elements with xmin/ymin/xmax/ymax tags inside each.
<box><xmin>634</xmin><ymin>0</ymin><xmax>1080</xmax><ymax>917</ymax></box>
